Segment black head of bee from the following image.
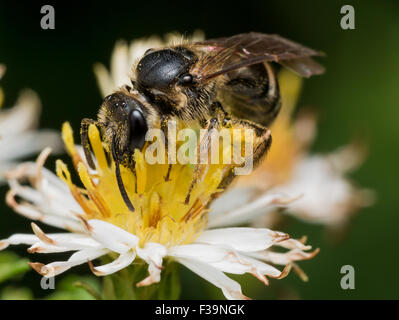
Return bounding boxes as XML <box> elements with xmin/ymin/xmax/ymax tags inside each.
<box><xmin>136</xmin><ymin>48</ymin><xmax>197</xmax><ymax>91</ymax></box>
<box><xmin>93</xmin><ymin>92</ymin><xmax>150</xmax><ymax>213</ymax></box>
<box><xmin>100</xmin><ymin>92</ymin><xmax>148</xmax><ymax>157</ymax></box>
<box><xmin>81</xmin><ymin>91</ymin><xmax>150</xmax><ymax>212</ymax></box>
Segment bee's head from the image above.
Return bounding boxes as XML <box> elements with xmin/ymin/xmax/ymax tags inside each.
<box><xmin>98</xmin><ymin>91</ymin><xmax>150</xmax><ymax>165</ymax></box>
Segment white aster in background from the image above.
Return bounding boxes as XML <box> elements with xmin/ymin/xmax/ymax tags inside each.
<box><xmin>94</xmin><ymin>30</ymin><xmax>204</xmax><ymax>98</ymax></box>
<box><xmin>0</xmin><ymin>64</ymin><xmax>62</xmax><ymax>185</ymax></box>
<box><xmin>0</xmin><ymin>123</ymin><xmax>318</xmax><ymax>300</ymax></box>
<box><xmin>267</xmin><ymin>144</ymin><xmax>374</xmax><ymax>226</ymax></box>
<box><xmin>211</xmin><ymin>70</ymin><xmax>375</xmax><ymax>229</ymax></box>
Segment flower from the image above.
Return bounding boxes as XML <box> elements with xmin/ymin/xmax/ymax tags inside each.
<box><xmin>0</xmin><ymin>64</ymin><xmax>62</xmax><ymax>185</ymax></box>
<box><xmin>94</xmin><ymin>30</ymin><xmax>205</xmax><ymax>98</ymax></box>
<box><xmin>0</xmin><ymin>123</ymin><xmax>318</xmax><ymax>300</ymax></box>
<box><xmin>210</xmin><ymin>70</ymin><xmax>374</xmax><ymax>229</ymax></box>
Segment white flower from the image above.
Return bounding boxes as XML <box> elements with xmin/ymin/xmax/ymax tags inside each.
<box><xmin>0</xmin><ymin>123</ymin><xmax>318</xmax><ymax>300</ymax></box>
<box><xmin>267</xmin><ymin>145</ymin><xmax>374</xmax><ymax>225</ymax></box>
<box><xmin>0</xmin><ymin>64</ymin><xmax>62</xmax><ymax>185</ymax></box>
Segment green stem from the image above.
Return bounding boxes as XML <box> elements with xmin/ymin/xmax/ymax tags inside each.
<box><xmin>73</xmin><ymin>281</ymin><xmax>102</xmax><ymax>300</ymax></box>
<box><xmin>101</xmin><ymin>258</ymin><xmax>181</xmax><ymax>300</ymax></box>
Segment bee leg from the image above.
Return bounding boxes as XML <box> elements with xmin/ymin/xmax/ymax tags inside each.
<box><xmin>210</xmin><ymin>101</ymin><xmax>229</xmax><ymax>118</ymax></box>
<box><xmin>234</xmin><ymin>118</ymin><xmax>272</xmax><ymax>168</ymax></box>
<box><xmin>252</xmin><ymin>126</ymin><xmax>272</xmax><ymax>168</ymax></box>
<box><xmin>80</xmin><ymin>118</ymin><xmax>98</xmax><ymax>170</ymax></box>
<box><xmin>161</xmin><ymin>115</ymin><xmax>173</xmax><ymax>181</ymax></box>
<box><xmin>111</xmin><ymin>136</ymin><xmax>135</xmax><ymax>212</ymax></box>
<box><xmin>184</xmin><ymin>117</ymin><xmax>220</xmax><ymax>205</ymax></box>
<box><xmin>216</xmin><ymin>119</ymin><xmax>272</xmax><ymax>194</ymax></box>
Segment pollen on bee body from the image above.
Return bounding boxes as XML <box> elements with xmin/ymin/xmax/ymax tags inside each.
<box><xmin>143</xmin><ymin>120</ymin><xmax>255</xmax><ymax>175</ymax></box>
<box><xmin>58</xmin><ymin>122</ymin><xmax>240</xmax><ymax>247</ymax></box>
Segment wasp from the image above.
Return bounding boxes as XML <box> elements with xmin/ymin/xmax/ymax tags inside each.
<box><xmin>81</xmin><ymin>32</ymin><xmax>324</xmax><ymax>211</ymax></box>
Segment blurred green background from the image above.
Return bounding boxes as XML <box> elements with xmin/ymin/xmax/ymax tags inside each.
<box><xmin>0</xmin><ymin>0</ymin><xmax>398</xmax><ymax>299</ymax></box>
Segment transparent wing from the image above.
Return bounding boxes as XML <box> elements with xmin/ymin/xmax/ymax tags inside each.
<box><xmin>192</xmin><ymin>32</ymin><xmax>325</xmax><ymax>80</ymax></box>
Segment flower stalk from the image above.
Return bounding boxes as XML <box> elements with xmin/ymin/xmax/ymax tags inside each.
<box><xmin>101</xmin><ymin>259</ymin><xmax>180</xmax><ymax>300</ymax></box>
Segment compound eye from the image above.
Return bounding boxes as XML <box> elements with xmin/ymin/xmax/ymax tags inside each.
<box><xmin>129</xmin><ymin>109</ymin><xmax>148</xmax><ymax>151</ymax></box>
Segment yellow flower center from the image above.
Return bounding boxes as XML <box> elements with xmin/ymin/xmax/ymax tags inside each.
<box><xmin>57</xmin><ymin>122</ymin><xmax>244</xmax><ymax>247</ymax></box>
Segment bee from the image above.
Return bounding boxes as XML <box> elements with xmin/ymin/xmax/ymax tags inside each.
<box><xmin>81</xmin><ymin>32</ymin><xmax>324</xmax><ymax>211</ymax></box>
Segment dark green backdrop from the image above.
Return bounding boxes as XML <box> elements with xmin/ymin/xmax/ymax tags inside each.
<box><xmin>0</xmin><ymin>0</ymin><xmax>398</xmax><ymax>299</ymax></box>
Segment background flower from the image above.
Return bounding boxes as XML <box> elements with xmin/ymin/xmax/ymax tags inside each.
<box><xmin>0</xmin><ymin>64</ymin><xmax>62</xmax><ymax>185</ymax></box>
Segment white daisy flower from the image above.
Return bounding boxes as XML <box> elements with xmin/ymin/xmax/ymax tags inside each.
<box><xmin>0</xmin><ymin>64</ymin><xmax>62</xmax><ymax>185</ymax></box>
<box><xmin>212</xmin><ymin>70</ymin><xmax>374</xmax><ymax>229</ymax></box>
<box><xmin>0</xmin><ymin>123</ymin><xmax>318</xmax><ymax>300</ymax></box>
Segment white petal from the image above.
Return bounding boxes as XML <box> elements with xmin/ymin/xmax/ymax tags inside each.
<box><xmin>177</xmin><ymin>257</ymin><xmax>249</xmax><ymax>300</ymax></box>
<box><xmin>209</xmin><ymin>186</ymin><xmax>255</xmax><ymax>216</ymax></box>
<box><xmin>273</xmin><ymin>154</ymin><xmax>374</xmax><ymax>225</ymax></box>
<box><xmin>5</xmin><ymin>153</ymin><xmax>86</xmax><ymax>232</ymax></box>
<box><xmin>90</xmin><ymin>250</ymin><xmax>136</xmax><ymax>276</ymax></box>
<box><xmin>169</xmin><ymin>244</ymin><xmax>229</xmax><ymax>262</ymax></box>
<box><xmin>0</xmin><ymin>161</ymin><xmax>17</xmax><ymax>185</ymax></box>
<box><xmin>196</xmin><ymin>227</ymin><xmax>288</xmax><ymax>252</ymax></box>
<box><xmin>170</xmin><ymin>244</ymin><xmax>283</xmax><ymax>281</ymax></box>
<box><xmin>210</xmin><ymin>254</ymin><xmax>283</xmax><ymax>279</ymax></box>
<box><xmin>110</xmin><ymin>41</ymin><xmax>130</xmax><ymax>89</ymax></box>
<box><xmin>0</xmin><ymin>131</ymin><xmax>62</xmax><ymax>161</ymax></box>
<box><xmin>31</xmin><ymin>248</ymin><xmax>109</xmax><ymax>277</ymax></box>
<box><xmin>208</xmin><ymin>189</ymin><xmax>297</xmax><ymax>228</ymax></box>
<box><xmin>6</xmin><ymin>189</ymin><xmax>85</xmax><ymax>232</ymax></box>
<box><xmin>9</xmin><ymin>180</ymin><xmax>45</xmax><ymax>204</ymax></box>
<box><xmin>137</xmin><ymin>242</ymin><xmax>167</xmax><ymax>267</ymax></box>
<box><xmin>30</xmin><ymin>223</ymin><xmax>101</xmax><ymax>250</ymax></box>
<box><xmin>93</xmin><ymin>63</ymin><xmax>114</xmax><ymax>98</ymax></box>
<box><xmin>247</xmin><ymin>248</ymin><xmax>319</xmax><ymax>265</ymax></box>
<box><xmin>87</xmin><ymin>219</ymin><xmax>139</xmax><ymax>254</ymax></box>
<box><xmin>0</xmin><ymin>90</ymin><xmax>40</xmax><ymax>136</ymax></box>
<box><xmin>0</xmin><ymin>233</ymin><xmax>39</xmax><ymax>250</ymax></box>
<box><xmin>277</xmin><ymin>237</ymin><xmax>312</xmax><ymax>251</ymax></box>
<box><xmin>136</xmin><ymin>242</ymin><xmax>167</xmax><ymax>287</ymax></box>
<box><xmin>27</xmin><ymin>242</ymin><xmax>73</xmax><ymax>254</ymax></box>
<box><xmin>128</xmin><ymin>36</ymin><xmax>163</xmax><ymax>62</ymax></box>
